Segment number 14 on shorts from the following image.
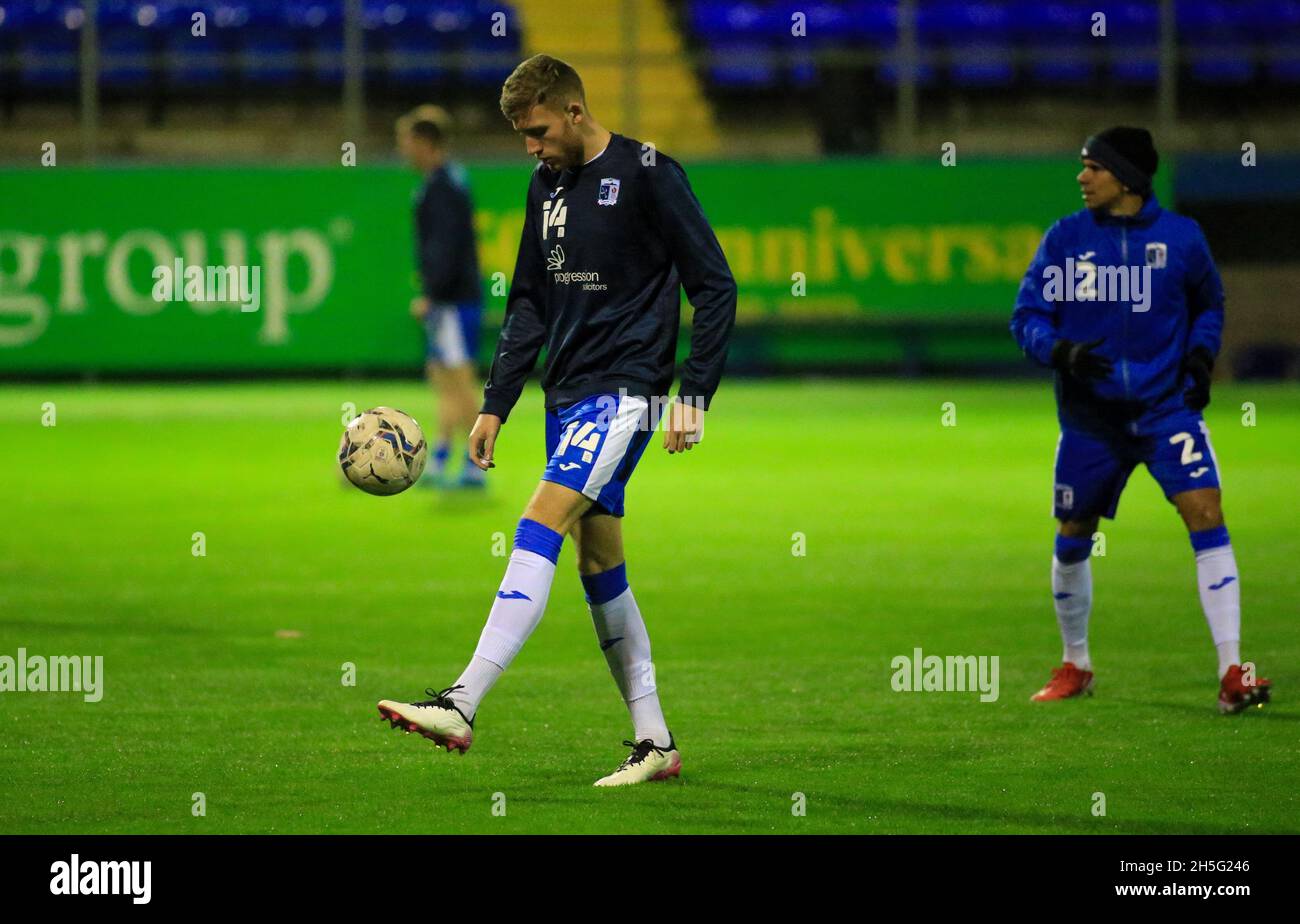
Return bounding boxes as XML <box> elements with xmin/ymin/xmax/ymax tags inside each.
<box><xmin>555</xmin><ymin>421</ymin><xmax>603</xmax><ymax>464</ymax></box>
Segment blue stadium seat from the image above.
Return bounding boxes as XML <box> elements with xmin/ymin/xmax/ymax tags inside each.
<box><xmin>98</xmin><ymin>2</ymin><xmax>179</xmax><ymax>91</ymax></box>
<box><xmin>284</xmin><ymin>0</ymin><xmax>342</xmax><ymax>30</ymax></box>
<box><xmin>429</xmin><ymin>0</ymin><xmax>476</xmax><ymax>36</ymax></box>
<box><xmin>843</xmin><ymin>0</ymin><xmax>898</xmax><ymax>46</ymax></box>
<box><xmin>1106</xmin><ymin>1</ymin><xmax>1160</xmax><ymax>86</ymax></box>
<box><xmin>282</xmin><ymin>1</ymin><xmax>344</xmax><ymax>89</ymax></box>
<box><xmin>1177</xmin><ymin>0</ymin><xmax>1255</xmax><ymax>85</ymax></box>
<box><xmin>1252</xmin><ymin>1</ymin><xmax>1300</xmax><ymax>83</ymax></box>
<box><xmin>772</xmin><ymin>1</ymin><xmax>851</xmax><ymax>45</ymax></box>
<box><xmin>709</xmin><ymin>40</ymin><xmax>777</xmax><ymax>88</ymax></box>
<box><xmin>159</xmin><ymin>2</ymin><xmax>239</xmax><ymax>88</ymax></box>
<box><xmin>17</xmin><ymin>2</ymin><xmax>84</xmax><ymax>90</ymax></box>
<box><xmin>1012</xmin><ymin>1</ymin><xmax>1097</xmax><ymax>85</ymax></box>
<box><xmin>687</xmin><ymin>1</ymin><xmax>770</xmax><ymax>42</ymax></box>
<box><xmin>835</xmin><ymin>1</ymin><xmax>924</xmax><ymax>85</ymax></box>
<box><xmin>921</xmin><ymin>2</ymin><xmax>1015</xmax><ymax>88</ymax></box>
<box><xmin>769</xmin><ymin>3</ymin><xmax>852</xmax><ymax>88</ymax></box>
<box><xmin>1237</xmin><ymin>0</ymin><xmax>1295</xmax><ymax>41</ymax></box>
<box><xmin>99</xmin><ymin>29</ymin><xmax>153</xmax><ymax>90</ymax></box>
<box><xmin>210</xmin><ymin>1</ymin><xmax>254</xmax><ymax>33</ymax></box>
<box><xmin>373</xmin><ymin>2</ymin><xmax>446</xmax><ymax>87</ymax></box>
<box><xmin>239</xmin><ymin>4</ymin><xmax>300</xmax><ymax>87</ymax></box>
<box><xmin>165</xmin><ymin>31</ymin><xmax>226</xmax><ymax>88</ymax></box>
<box><xmin>877</xmin><ymin>56</ymin><xmax>937</xmax><ymax>87</ymax></box>
<box><xmin>463</xmin><ymin>29</ymin><xmax>518</xmax><ymax>86</ymax></box>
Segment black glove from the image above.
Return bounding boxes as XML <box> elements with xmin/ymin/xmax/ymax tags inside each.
<box><xmin>1050</xmin><ymin>337</ymin><xmax>1113</xmax><ymax>381</ymax></box>
<box><xmin>1182</xmin><ymin>346</ymin><xmax>1215</xmax><ymax>410</ymax></box>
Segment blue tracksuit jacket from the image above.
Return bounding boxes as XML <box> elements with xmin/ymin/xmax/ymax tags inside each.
<box><xmin>1011</xmin><ymin>194</ymin><xmax>1225</xmax><ymax>432</ymax></box>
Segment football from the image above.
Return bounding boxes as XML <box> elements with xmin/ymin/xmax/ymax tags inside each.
<box><xmin>338</xmin><ymin>407</ymin><xmax>428</xmax><ymax>496</ymax></box>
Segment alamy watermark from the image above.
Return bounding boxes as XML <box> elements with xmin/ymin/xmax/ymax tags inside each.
<box><xmin>152</xmin><ymin>258</ymin><xmax>261</xmax><ymax>312</ymax></box>
<box><xmin>49</xmin><ymin>854</ymin><xmax>150</xmax><ymax>904</ymax></box>
<box><xmin>1042</xmin><ymin>256</ymin><xmax>1153</xmax><ymax>312</ymax></box>
<box><xmin>0</xmin><ymin>648</ymin><xmax>103</xmax><ymax>702</ymax></box>
<box><xmin>890</xmin><ymin>647</ymin><xmax>1000</xmax><ymax>702</ymax></box>
<box><xmin>576</xmin><ymin>389</ymin><xmax>706</xmax><ymax>431</ymax></box>
<box><xmin>542</xmin><ymin>390</ymin><xmax>708</xmax><ymax>464</ymax></box>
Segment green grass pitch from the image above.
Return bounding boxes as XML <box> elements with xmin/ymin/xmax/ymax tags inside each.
<box><xmin>1</xmin><ymin>379</ymin><xmax>1297</xmax><ymax>834</ymax></box>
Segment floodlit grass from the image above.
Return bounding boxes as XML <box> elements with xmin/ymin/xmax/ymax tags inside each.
<box><xmin>1</xmin><ymin>379</ymin><xmax>1296</xmax><ymax>833</ymax></box>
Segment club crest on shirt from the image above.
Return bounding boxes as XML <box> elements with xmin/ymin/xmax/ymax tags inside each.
<box><xmin>598</xmin><ymin>178</ymin><xmax>621</xmax><ymax>206</ymax></box>
<box><xmin>1145</xmin><ymin>242</ymin><xmax>1167</xmax><ymax>268</ymax></box>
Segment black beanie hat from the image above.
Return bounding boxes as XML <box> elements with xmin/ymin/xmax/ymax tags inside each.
<box><xmin>1081</xmin><ymin>126</ymin><xmax>1158</xmax><ymax>195</ymax></box>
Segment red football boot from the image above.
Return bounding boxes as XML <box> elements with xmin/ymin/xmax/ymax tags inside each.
<box><xmin>1219</xmin><ymin>664</ymin><xmax>1272</xmax><ymax>714</ymax></box>
<box><xmin>1030</xmin><ymin>662</ymin><xmax>1095</xmax><ymax>702</ymax></box>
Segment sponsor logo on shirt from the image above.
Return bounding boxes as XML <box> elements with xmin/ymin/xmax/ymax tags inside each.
<box><xmin>545</xmin><ymin>244</ymin><xmax>607</xmax><ymax>290</ymax></box>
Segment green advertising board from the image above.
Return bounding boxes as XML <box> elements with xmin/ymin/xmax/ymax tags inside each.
<box><xmin>0</xmin><ymin>159</ymin><xmax>1164</xmax><ymax>372</ymax></box>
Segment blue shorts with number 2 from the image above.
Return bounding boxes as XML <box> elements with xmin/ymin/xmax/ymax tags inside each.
<box><xmin>1053</xmin><ymin>412</ymin><xmax>1222</xmax><ymax>521</ymax></box>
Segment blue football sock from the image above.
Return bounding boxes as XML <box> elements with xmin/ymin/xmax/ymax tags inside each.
<box><xmin>431</xmin><ymin>440</ymin><xmax>451</xmax><ymax>473</ymax></box>
<box><xmin>461</xmin><ymin>450</ymin><xmax>485</xmax><ymax>481</ymax></box>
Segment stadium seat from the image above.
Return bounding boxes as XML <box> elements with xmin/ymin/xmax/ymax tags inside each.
<box><xmin>99</xmin><ymin>29</ymin><xmax>154</xmax><ymax>91</ymax></box>
<box><xmin>708</xmin><ymin>40</ymin><xmax>777</xmax><ymax>88</ymax></box>
<box><xmin>164</xmin><ymin>32</ymin><xmax>226</xmax><ymax>89</ymax></box>
<box><xmin>283</xmin><ymin>1</ymin><xmax>344</xmax><ymax>90</ymax></box>
<box><xmin>429</xmin><ymin>0</ymin><xmax>477</xmax><ymax>35</ymax></box>
<box><xmin>156</xmin><ymin>1</ymin><xmax>242</xmax><ymax>90</ymax></box>
<box><xmin>842</xmin><ymin>0</ymin><xmax>898</xmax><ymax>46</ymax></box>
<box><xmin>1105</xmin><ymin>1</ymin><xmax>1160</xmax><ymax>86</ymax></box>
<box><xmin>462</xmin><ymin>29</ymin><xmax>518</xmax><ymax>86</ymax></box>
<box><xmin>772</xmin><ymin>0</ymin><xmax>851</xmax><ymax>44</ymax></box>
<box><xmin>239</xmin><ymin>4</ymin><xmax>301</xmax><ymax>88</ymax></box>
<box><xmin>98</xmin><ymin>1</ymin><xmax>179</xmax><ymax>92</ymax></box>
<box><xmin>1253</xmin><ymin>0</ymin><xmax>1300</xmax><ymax>84</ymax></box>
<box><xmin>375</xmin><ymin>1</ymin><xmax>450</xmax><ymax>88</ymax></box>
<box><xmin>1178</xmin><ymin>0</ymin><xmax>1256</xmax><ymax>86</ymax></box>
<box><xmin>830</xmin><ymin>1</ymin><xmax>926</xmax><ymax>87</ymax></box>
<box><xmin>687</xmin><ymin>1</ymin><xmax>770</xmax><ymax>42</ymax></box>
<box><xmin>16</xmin><ymin>2</ymin><xmax>84</xmax><ymax>92</ymax></box>
<box><xmin>770</xmin><ymin>3</ymin><xmax>853</xmax><ymax>88</ymax></box>
<box><xmin>1012</xmin><ymin>1</ymin><xmax>1097</xmax><ymax>85</ymax></box>
<box><xmin>920</xmin><ymin>2</ymin><xmax>1015</xmax><ymax>88</ymax></box>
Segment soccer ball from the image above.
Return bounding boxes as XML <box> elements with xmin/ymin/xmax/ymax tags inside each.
<box><xmin>338</xmin><ymin>407</ymin><xmax>428</xmax><ymax>496</ymax></box>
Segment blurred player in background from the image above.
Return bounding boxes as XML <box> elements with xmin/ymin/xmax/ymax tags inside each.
<box><xmin>397</xmin><ymin>105</ymin><xmax>486</xmax><ymax>489</ymax></box>
<box><xmin>1011</xmin><ymin>126</ymin><xmax>1271</xmax><ymax>714</ymax></box>
<box><xmin>379</xmin><ymin>55</ymin><xmax>737</xmax><ymax>784</ymax></box>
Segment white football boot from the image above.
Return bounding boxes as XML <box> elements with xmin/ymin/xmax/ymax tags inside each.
<box><xmin>377</xmin><ymin>685</ymin><xmax>474</xmax><ymax>754</ymax></box>
<box><xmin>593</xmin><ymin>735</ymin><xmax>682</xmax><ymax>787</ymax></box>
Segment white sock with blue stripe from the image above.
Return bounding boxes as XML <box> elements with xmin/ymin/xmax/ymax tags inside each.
<box><xmin>582</xmin><ymin>563</ymin><xmax>671</xmax><ymax>749</ymax></box>
<box><xmin>449</xmin><ymin>519</ymin><xmax>563</xmax><ymax>720</ymax></box>
<box><xmin>1052</xmin><ymin>534</ymin><xmax>1093</xmax><ymax>670</ymax></box>
<box><xmin>1191</xmin><ymin>526</ymin><xmax>1240</xmax><ymax>679</ymax></box>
